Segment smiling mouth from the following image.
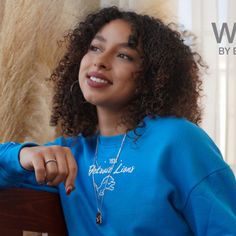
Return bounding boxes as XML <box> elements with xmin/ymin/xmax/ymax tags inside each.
<box><xmin>89</xmin><ymin>76</ymin><xmax>109</xmax><ymax>84</ymax></box>
<box><xmin>86</xmin><ymin>76</ymin><xmax>112</xmax><ymax>88</ymax></box>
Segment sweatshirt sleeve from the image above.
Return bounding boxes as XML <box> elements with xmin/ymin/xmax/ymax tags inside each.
<box><xmin>183</xmin><ymin>165</ymin><xmax>236</xmax><ymax>235</ymax></box>
<box><xmin>160</xmin><ymin>118</ymin><xmax>236</xmax><ymax>235</ymax></box>
<box><xmin>0</xmin><ymin>138</ymin><xmax>63</xmax><ymax>193</ymax></box>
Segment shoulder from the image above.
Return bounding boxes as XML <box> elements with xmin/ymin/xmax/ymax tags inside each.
<box><xmin>142</xmin><ymin>115</ymin><xmax>227</xmax><ymax>174</ymax></box>
<box><xmin>144</xmin><ymin>115</ymin><xmax>218</xmax><ymax>151</ymax></box>
<box><xmin>144</xmin><ymin>115</ymin><xmax>205</xmax><ymax>136</ymax></box>
<box><xmin>143</xmin><ymin>116</ymin><xmax>232</xmax><ymax>209</ymax></box>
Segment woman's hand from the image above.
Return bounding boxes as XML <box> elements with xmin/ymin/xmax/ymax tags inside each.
<box><xmin>19</xmin><ymin>145</ymin><xmax>78</xmax><ymax>194</ymax></box>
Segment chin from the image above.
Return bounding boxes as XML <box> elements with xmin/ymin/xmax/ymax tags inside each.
<box><xmin>83</xmin><ymin>94</ymin><xmax>100</xmax><ymax>106</ymax></box>
<box><xmin>83</xmin><ymin>96</ymin><xmax>95</xmax><ymax>105</ymax></box>
<box><xmin>82</xmin><ymin>90</ymin><xmax>103</xmax><ymax>104</ymax></box>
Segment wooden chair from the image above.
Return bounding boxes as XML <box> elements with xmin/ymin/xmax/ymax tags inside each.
<box><xmin>0</xmin><ymin>188</ymin><xmax>68</xmax><ymax>236</ymax></box>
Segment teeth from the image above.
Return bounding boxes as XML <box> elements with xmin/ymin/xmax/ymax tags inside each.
<box><xmin>90</xmin><ymin>76</ymin><xmax>108</xmax><ymax>84</ymax></box>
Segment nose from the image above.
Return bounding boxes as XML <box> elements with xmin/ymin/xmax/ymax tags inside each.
<box><xmin>93</xmin><ymin>54</ymin><xmax>111</xmax><ymax>70</ymax></box>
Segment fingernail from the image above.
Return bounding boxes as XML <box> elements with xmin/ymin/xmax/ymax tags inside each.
<box><xmin>66</xmin><ymin>186</ymin><xmax>75</xmax><ymax>196</ymax></box>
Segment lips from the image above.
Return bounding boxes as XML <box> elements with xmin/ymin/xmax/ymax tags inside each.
<box><xmin>86</xmin><ymin>71</ymin><xmax>112</xmax><ymax>88</ymax></box>
<box><xmin>87</xmin><ymin>71</ymin><xmax>112</xmax><ymax>84</ymax></box>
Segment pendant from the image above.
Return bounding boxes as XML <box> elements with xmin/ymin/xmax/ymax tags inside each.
<box><xmin>96</xmin><ymin>212</ymin><xmax>102</xmax><ymax>224</ymax></box>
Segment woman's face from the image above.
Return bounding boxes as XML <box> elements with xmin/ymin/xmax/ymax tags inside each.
<box><xmin>79</xmin><ymin>19</ymin><xmax>142</xmax><ymax>111</ymax></box>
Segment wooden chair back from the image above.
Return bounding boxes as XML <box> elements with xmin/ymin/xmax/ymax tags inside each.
<box><xmin>0</xmin><ymin>188</ymin><xmax>67</xmax><ymax>236</ymax></box>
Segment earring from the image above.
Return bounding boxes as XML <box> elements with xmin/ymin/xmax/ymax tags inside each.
<box><xmin>70</xmin><ymin>80</ymin><xmax>79</xmax><ymax>94</ymax></box>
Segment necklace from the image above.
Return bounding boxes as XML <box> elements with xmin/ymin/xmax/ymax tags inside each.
<box><xmin>92</xmin><ymin>133</ymin><xmax>127</xmax><ymax>225</ymax></box>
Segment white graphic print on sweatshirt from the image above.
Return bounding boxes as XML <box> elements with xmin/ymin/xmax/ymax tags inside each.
<box><xmin>88</xmin><ymin>158</ymin><xmax>135</xmax><ymax>197</ymax></box>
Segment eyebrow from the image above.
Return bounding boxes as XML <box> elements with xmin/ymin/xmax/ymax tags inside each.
<box><xmin>93</xmin><ymin>34</ymin><xmax>138</xmax><ymax>51</ymax></box>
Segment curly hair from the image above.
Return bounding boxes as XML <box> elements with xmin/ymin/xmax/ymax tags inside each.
<box><xmin>49</xmin><ymin>6</ymin><xmax>207</xmax><ymax>137</ymax></box>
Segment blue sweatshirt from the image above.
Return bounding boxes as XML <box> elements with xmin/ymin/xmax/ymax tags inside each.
<box><xmin>0</xmin><ymin>116</ymin><xmax>236</xmax><ymax>235</ymax></box>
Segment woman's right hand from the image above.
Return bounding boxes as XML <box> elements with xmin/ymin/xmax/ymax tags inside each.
<box><xmin>19</xmin><ymin>145</ymin><xmax>78</xmax><ymax>194</ymax></box>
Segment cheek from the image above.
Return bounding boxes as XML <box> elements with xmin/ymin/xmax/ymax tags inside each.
<box><xmin>124</xmin><ymin>71</ymin><xmax>139</xmax><ymax>96</ymax></box>
<box><xmin>116</xmin><ymin>72</ymin><xmax>137</xmax><ymax>99</ymax></box>
<box><xmin>79</xmin><ymin>55</ymin><xmax>88</xmax><ymax>75</ymax></box>
<box><xmin>118</xmin><ymin>70</ymin><xmax>137</xmax><ymax>88</ymax></box>
<box><xmin>78</xmin><ymin>55</ymin><xmax>89</xmax><ymax>86</ymax></box>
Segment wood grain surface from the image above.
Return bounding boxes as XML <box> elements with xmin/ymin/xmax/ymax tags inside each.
<box><xmin>0</xmin><ymin>188</ymin><xmax>67</xmax><ymax>235</ymax></box>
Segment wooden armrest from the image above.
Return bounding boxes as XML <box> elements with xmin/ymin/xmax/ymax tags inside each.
<box><xmin>0</xmin><ymin>188</ymin><xmax>67</xmax><ymax>235</ymax></box>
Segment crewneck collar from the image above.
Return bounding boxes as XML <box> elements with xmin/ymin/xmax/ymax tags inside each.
<box><xmin>97</xmin><ymin>132</ymin><xmax>128</xmax><ymax>147</ymax></box>
<box><xmin>96</xmin><ymin>116</ymin><xmax>151</xmax><ymax>147</ymax></box>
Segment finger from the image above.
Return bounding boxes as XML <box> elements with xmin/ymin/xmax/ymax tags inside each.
<box><xmin>31</xmin><ymin>155</ymin><xmax>47</xmax><ymax>184</ymax></box>
<box><xmin>44</xmin><ymin>154</ymin><xmax>58</xmax><ymax>183</ymax></box>
<box><xmin>47</xmin><ymin>152</ymin><xmax>68</xmax><ymax>186</ymax></box>
<box><xmin>64</xmin><ymin>148</ymin><xmax>78</xmax><ymax>190</ymax></box>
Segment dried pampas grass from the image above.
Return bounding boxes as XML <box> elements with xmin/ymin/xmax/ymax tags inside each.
<box><xmin>0</xmin><ymin>0</ymin><xmax>99</xmax><ymax>144</ymax></box>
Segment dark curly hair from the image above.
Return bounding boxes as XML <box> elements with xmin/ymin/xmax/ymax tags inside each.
<box><xmin>49</xmin><ymin>6</ymin><xmax>207</xmax><ymax>137</ymax></box>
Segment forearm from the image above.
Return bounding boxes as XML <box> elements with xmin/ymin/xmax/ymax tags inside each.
<box><xmin>0</xmin><ymin>142</ymin><xmax>58</xmax><ymax>193</ymax></box>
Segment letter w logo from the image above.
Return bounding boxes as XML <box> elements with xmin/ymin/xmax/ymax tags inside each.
<box><xmin>212</xmin><ymin>22</ymin><xmax>236</xmax><ymax>43</ymax></box>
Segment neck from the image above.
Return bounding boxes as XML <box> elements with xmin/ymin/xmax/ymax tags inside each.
<box><xmin>96</xmin><ymin>107</ymin><xmax>128</xmax><ymax>136</ymax></box>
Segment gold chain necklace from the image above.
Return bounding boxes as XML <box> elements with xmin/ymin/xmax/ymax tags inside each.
<box><xmin>92</xmin><ymin>133</ymin><xmax>127</xmax><ymax>224</ymax></box>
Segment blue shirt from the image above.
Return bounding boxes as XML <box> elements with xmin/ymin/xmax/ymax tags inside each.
<box><xmin>1</xmin><ymin>116</ymin><xmax>236</xmax><ymax>235</ymax></box>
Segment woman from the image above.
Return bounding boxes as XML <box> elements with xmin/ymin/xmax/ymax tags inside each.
<box><xmin>0</xmin><ymin>6</ymin><xmax>236</xmax><ymax>236</ymax></box>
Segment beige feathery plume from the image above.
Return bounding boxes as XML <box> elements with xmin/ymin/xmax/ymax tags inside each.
<box><xmin>0</xmin><ymin>0</ymin><xmax>99</xmax><ymax>144</ymax></box>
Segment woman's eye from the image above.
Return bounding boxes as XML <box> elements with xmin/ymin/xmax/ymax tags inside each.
<box><xmin>118</xmin><ymin>53</ymin><xmax>133</xmax><ymax>61</ymax></box>
<box><xmin>89</xmin><ymin>45</ymin><xmax>101</xmax><ymax>52</ymax></box>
